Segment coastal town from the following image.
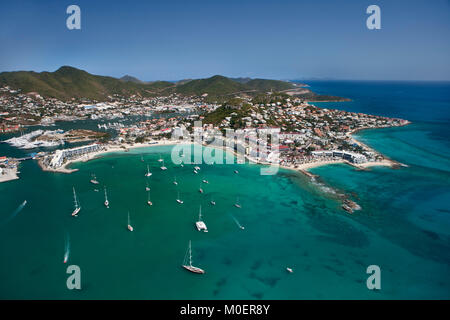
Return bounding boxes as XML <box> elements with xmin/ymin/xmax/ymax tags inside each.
<box><xmin>0</xmin><ymin>82</ymin><xmax>410</xmax><ymax>188</ymax></box>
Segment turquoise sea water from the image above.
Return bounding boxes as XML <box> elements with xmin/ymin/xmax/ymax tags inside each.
<box><xmin>1</xmin><ymin>81</ymin><xmax>449</xmax><ymax>299</ymax></box>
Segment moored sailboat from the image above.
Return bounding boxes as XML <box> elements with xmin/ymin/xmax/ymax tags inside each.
<box><xmin>127</xmin><ymin>212</ymin><xmax>134</xmax><ymax>231</ymax></box>
<box><xmin>71</xmin><ymin>187</ymin><xmax>81</xmax><ymax>217</ymax></box>
<box><xmin>104</xmin><ymin>187</ymin><xmax>109</xmax><ymax>208</ymax></box>
<box><xmin>176</xmin><ymin>191</ymin><xmax>184</xmax><ymax>204</ymax></box>
<box><xmin>195</xmin><ymin>205</ymin><xmax>208</xmax><ymax>232</ymax></box>
<box><xmin>145</xmin><ymin>164</ymin><xmax>152</xmax><ymax>177</ymax></box>
<box><xmin>182</xmin><ymin>240</ymin><xmax>205</xmax><ymax>274</ymax></box>
<box><xmin>234</xmin><ymin>197</ymin><xmax>241</xmax><ymax>208</ymax></box>
<box><xmin>90</xmin><ymin>174</ymin><xmax>99</xmax><ymax>184</ymax></box>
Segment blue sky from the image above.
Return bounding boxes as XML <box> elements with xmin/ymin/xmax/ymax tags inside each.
<box><xmin>0</xmin><ymin>0</ymin><xmax>449</xmax><ymax>81</ymax></box>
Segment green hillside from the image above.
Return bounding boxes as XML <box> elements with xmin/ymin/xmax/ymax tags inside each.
<box><xmin>0</xmin><ymin>66</ymin><xmax>302</xmax><ymax>101</ymax></box>
<box><xmin>0</xmin><ymin>66</ymin><xmax>173</xmax><ymax>100</ymax></box>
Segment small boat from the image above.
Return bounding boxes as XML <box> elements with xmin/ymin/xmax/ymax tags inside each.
<box><xmin>173</xmin><ymin>176</ymin><xmax>178</xmax><ymax>185</ymax></box>
<box><xmin>145</xmin><ymin>182</ymin><xmax>150</xmax><ymax>192</ymax></box>
<box><xmin>194</xmin><ymin>166</ymin><xmax>201</xmax><ymax>171</ymax></box>
<box><xmin>193</xmin><ymin>170</ymin><xmax>198</xmax><ymax>174</ymax></box>
<box><xmin>90</xmin><ymin>174</ymin><xmax>99</xmax><ymax>184</ymax></box>
<box><xmin>286</xmin><ymin>267</ymin><xmax>294</xmax><ymax>273</ymax></box>
<box><xmin>234</xmin><ymin>197</ymin><xmax>241</xmax><ymax>208</ymax></box>
<box><xmin>210</xmin><ymin>196</ymin><xmax>216</xmax><ymax>206</ymax></box>
<box><xmin>195</xmin><ymin>206</ymin><xmax>208</xmax><ymax>232</ymax></box>
<box><xmin>145</xmin><ymin>164</ymin><xmax>152</xmax><ymax>177</ymax></box>
<box><xmin>71</xmin><ymin>187</ymin><xmax>81</xmax><ymax>217</ymax></box>
<box><xmin>202</xmin><ymin>179</ymin><xmax>209</xmax><ymax>184</ymax></box>
<box><xmin>104</xmin><ymin>187</ymin><xmax>109</xmax><ymax>208</ymax></box>
<box><xmin>234</xmin><ymin>170</ymin><xmax>239</xmax><ymax>174</ymax></box>
<box><xmin>94</xmin><ymin>189</ymin><xmax>99</xmax><ymax>192</ymax></box>
<box><xmin>160</xmin><ymin>159</ymin><xmax>167</xmax><ymax>170</ymax></box>
<box><xmin>157</xmin><ymin>154</ymin><xmax>163</xmax><ymax>162</ymax></box>
<box><xmin>176</xmin><ymin>192</ymin><xmax>184</xmax><ymax>204</ymax></box>
<box><xmin>182</xmin><ymin>240</ymin><xmax>205</xmax><ymax>274</ymax></box>
<box><xmin>231</xmin><ymin>215</ymin><xmax>245</xmax><ymax>230</ymax></box>
<box><xmin>147</xmin><ymin>190</ymin><xmax>153</xmax><ymax>206</ymax></box>
<box><xmin>127</xmin><ymin>212</ymin><xmax>134</xmax><ymax>231</ymax></box>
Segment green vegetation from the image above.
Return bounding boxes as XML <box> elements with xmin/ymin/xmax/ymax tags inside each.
<box><xmin>0</xmin><ymin>66</ymin><xmax>347</xmax><ymax>102</ymax></box>
<box><xmin>0</xmin><ymin>66</ymin><xmax>173</xmax><ymax>101</ymax></box>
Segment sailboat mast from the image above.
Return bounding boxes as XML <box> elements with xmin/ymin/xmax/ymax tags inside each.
<box><xmin>189</xmin><ymin>240</ymin><xmax>193</xmax><ymax>266</ymax></box>
<box><xmin>73</xmin><ymin>187</ymin><xmax>78</xmax><ymax>209</ymax></box>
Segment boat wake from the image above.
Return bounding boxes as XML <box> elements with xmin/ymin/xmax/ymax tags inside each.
<box><xmin>1</xmin><ymin>200</ymin><xmax>27</xmax><ymax>225</ymax></box>
<box><xmin>63</xmin><ymin>232</ymin><xmax>70</xmax><ymax>264</ymax></box>
<box><xmin>231</xmin><ymin>215</ymin><xmax>245</xmax><ymax>230</ymax></box>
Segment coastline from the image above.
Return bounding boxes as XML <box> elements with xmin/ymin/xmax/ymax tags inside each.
<box><xmin>37</xmin><ymin>122</ymin><xmax>411</xmax><ymax>176</ymax></box>
<box><xmin>48</xmin><ymin>139</ymin><xmax>185</xmax><ymax>173</ymax></box>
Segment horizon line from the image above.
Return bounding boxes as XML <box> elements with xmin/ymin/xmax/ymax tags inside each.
<box><xmin>0</xmin><ymin>66</ymin><xmax>449</xmax><ymax>83</ymax></box>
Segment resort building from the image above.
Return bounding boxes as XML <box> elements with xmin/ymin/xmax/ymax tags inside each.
<box><xmin>49</xmin><ymin>144</ymin><xmax>101</xmax><ymax>168</ymax></box>
<box><xmin>311</xmin><ymin>150</ymin><xmax>367</xmax><ymax>164</ymax></box>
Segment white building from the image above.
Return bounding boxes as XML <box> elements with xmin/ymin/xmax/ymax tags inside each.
<box><xmin>49</xmin><ymin>144</ymin><xmax>101</xmax><ymax>168</ymax></box>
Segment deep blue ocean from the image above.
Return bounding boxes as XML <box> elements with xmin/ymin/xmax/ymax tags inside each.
<box><xmin>0</xmin><ymin>81</ymin><xmax>449</xmax><ymax>299</ymax></box>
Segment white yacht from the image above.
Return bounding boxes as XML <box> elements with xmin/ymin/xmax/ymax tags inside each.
<box><xmin>90</xmin><ymin>174</ymin><xmax>99</xmax><ymax>184</ymax></box>
<box><xmin>176</xmin><ymin>191</ymin><xmax>184</xmax><ymax>204</ymax></box>
<box><xmin>195</xmin><ymin>206</ymin><xmax>208</xmax><ymax>232</ymax></box>
<box><xmin>104</xmin><ymin>187</ymin><xmax>109</xmax><ymax>208</ymax></box>
<box><xmin>182</xmin><ymin>241</ymin><xmax>205</xmax><ymax>274</ymax></box>
<box><xmin>127</xmin><ymin>212</ymin><xmax>134</xmax><ymax>232</ymax></box>
<box><xmin>145</xmin><ymin>164</ymin><xmax>152</xmax><ymax>177</ymax></box>
<box><xmin>71</xmin><ymin>187</ymin><xmax>80</xmax><ymax>217</ymax></box>
<box><xmin>234</xmin><ymin>197</ymin><xmax>241</xmax><ymax>208</ymax></box>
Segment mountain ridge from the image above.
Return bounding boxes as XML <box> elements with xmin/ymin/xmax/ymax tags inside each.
<box><xmin>0</xmin><ymin>66</ymin><xmax>345</xmax><ymax>102</ymax></box>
